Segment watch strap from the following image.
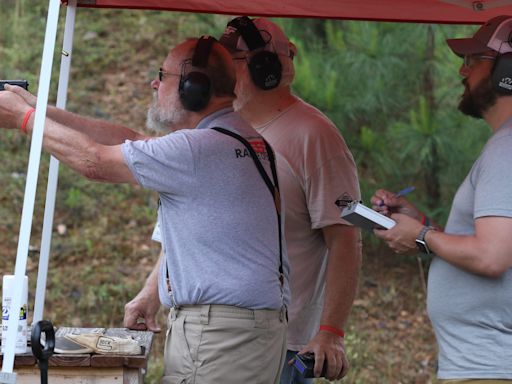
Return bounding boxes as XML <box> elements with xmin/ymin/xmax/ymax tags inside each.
<box><xmin>417</xmin><ymin>226</ymin><xmax>432</xmax><ymax>242</ymax></box>
<box><xmin>416</xmin><ymin>225</ymin><xmax>435</xmax><ymax>254</ymax></box>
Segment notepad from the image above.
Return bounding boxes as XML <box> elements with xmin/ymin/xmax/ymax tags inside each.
<box><xmin>340</xmin><ymin>202</ymin><xmax>396</xmax><ymax>231</ymax></box>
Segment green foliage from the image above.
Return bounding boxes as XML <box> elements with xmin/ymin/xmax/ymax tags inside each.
<box><xmin>281</xmin><ymin>19</ymin><xmax>490</xmax><ymax>226</ymax></box>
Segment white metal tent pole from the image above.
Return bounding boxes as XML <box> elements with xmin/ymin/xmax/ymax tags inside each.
<box><xmin>0</xmin><ymin>0</ymin><xmax>61</xmax><ymax>382</ymax></box>
<box><xmin>33</xmin><ymin>0</ymin><xmax>77</xmax><ymax>325</ymax></box>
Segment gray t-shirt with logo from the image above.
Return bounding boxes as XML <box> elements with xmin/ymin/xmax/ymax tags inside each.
<box><xmin>122</xmin><ymin>108</ymin><xmax>290</xmax><ymax>310</ymax></box>
<box><xmin>427</xmin><ymin>122</ymin><xmax>512</xmax><ymax>379</ymax></box>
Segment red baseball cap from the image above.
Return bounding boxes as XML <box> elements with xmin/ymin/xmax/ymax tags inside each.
<box><xmin>447</xmin><ymin>15</ymin><xmax>512</xmax><ymax>57</ymax></box>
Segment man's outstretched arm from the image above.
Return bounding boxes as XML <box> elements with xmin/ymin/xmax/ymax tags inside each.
<box><xmin>0</xmin><ymin>88</ymin><xmax>136</xmax><ymax>184</ymax></box>
<box><xmin>7</xmin><ymin>84</ymin><xmax>148</xmax><ymax>145</ymax></box>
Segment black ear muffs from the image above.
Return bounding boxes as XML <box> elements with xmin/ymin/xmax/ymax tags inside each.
<box><xmin>228</xmin><ymin>16</ymin><xmax>282</xmax><ymax>90</ymax></box>
<box><xmin>248</xmin><ymin>50</ymin><xmax>282</xmax><ymax>90</ymax></box>
<box><xmin>179</xmin><ymin>36</ymin><xmax>216</xmax><ymax>111</ymax></box>
<box><xmin>491</xmin><ymin>52</ymin><xmax>512</xmax><ymax>95</ymax></box>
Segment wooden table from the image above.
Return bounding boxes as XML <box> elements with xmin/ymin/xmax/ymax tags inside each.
<box><xmin>0</xmin><ymin>328</ymin><xmax>154</xmax><ymax>384</ymax></box>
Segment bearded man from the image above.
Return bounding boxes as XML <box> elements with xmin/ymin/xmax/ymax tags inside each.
<box><xmin>371</xmin><ymin>15</ymin><xmax>512</xmax><ymax>383</ymax></box>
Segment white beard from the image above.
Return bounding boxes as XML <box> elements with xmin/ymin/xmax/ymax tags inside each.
<box><xmin>233</xmin><ymin>68</ymin><xmax>257</xmax><ymax>112</ymax></box>
<box><xmin>146</xmin><ymin>93</ymin><xmax>188</xmax><ymax>133</ymax></box>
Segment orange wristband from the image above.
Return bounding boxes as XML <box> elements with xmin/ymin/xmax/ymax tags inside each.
<box><xmin>20</xmin><ymin>108</ymin><xmax>35</xmax><ymax>134</ymax></box>
<box><xmin>319</xmin><ymin>325</ymin><xmax>345</xmax><ymax>338</ymax></box>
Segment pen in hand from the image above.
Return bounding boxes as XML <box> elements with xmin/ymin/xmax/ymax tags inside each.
<box><xmin>379</xmin><ymin>186</ymin><xmax>415</xmax><ymax>206</ymax></box>
<box><xmin>394</xmin><ymin>185</ymin><xmax>415</xmax><ymax>198</ymax></box>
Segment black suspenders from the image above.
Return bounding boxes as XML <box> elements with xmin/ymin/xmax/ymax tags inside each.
<box><xmin>211</xmin><ymin>127</ymin><xmax>284</xmax><ymax>284</ymax></box>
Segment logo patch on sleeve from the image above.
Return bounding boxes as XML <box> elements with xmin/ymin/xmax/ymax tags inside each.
<box><xmin>248</xmin><ymin>139</ymin><xmax>266</xmax><ymax>154</ymax></box>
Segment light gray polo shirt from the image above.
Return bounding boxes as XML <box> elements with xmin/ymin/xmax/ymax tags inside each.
<box><xmin>122</xmin><ymin>108</ymin><xmax>290</xmax><ymax>310</ymax></box>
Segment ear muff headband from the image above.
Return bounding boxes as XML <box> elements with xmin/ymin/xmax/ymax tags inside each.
<box><xmin>227</xmin><ymin>16</ymin><xmax>266</xmax><ymax>50</ymax></box>
<box><xmin>192</xmin><ymin>35</ymin><xmax>215</xmax><ymax>67</ymax></box>
<box><xmin>229</xmin><ymin>16</ymin><xmax>282</xmax><ymax>90</ymax></box>
<box><xmin>179</xmin><ymin>36</ymin><xmax>216</xmax><ymax>111</ymax></box>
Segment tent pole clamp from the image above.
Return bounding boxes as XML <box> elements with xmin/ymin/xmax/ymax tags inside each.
<box><xmin>473</xmin><ymin>1</ymin><xmax>484</xmax><ymax>11</ymax></box>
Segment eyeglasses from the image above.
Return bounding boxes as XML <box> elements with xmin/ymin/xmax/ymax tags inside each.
<box><xmin>158</xmin><ymin>67</ymin><xmax>180</xmax><ymax>82</ymax></box>
<box><xmin>463</xmin><ymin>54</ymin><xmax>496</xmax><ymax>68</ymax></box>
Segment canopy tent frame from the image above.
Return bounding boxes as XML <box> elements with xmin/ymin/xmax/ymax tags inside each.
<box><xmin>0</xmin><ymin>0</ymin><xmax>79</xmax><ymax>381</ymax></box>
<box><xmin>3</xmin><ymin>0</ymin><xmax>512</xmax><ymax>382</ymax></box>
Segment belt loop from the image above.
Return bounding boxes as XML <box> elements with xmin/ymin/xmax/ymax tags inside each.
<box><xmin>170</xmin><ymin>306</ymin><xmax>178</xmax><ymax>321</ymax></box>
<box><xmin>280</xmin><ymin>306</ymin><xmax>287</xmax><ymax>323</ymax></box>
<box><xmin>200</xmin><ymin>304</ymin><xmax>210</xmax><ymax>325</ymax></box>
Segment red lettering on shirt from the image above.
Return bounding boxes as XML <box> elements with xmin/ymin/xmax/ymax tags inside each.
<box><xmin>248</xmin><ymin>139</ymin><xmax>266</xmax><ymax>154</ymax></box>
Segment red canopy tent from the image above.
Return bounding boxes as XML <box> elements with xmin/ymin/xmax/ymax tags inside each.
<box><xmin>3</xmin><ymin>0</ymin><xmax>512</xmax><ymax>382</ymax></box>
<box><xmin>66</xmin><ymin>0</ymin><xmax>512</xmax><ymax>23</ymax></box>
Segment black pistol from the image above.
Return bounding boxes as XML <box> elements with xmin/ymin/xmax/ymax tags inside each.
<box><xmin>292</xmin><ymin>352</ymin><xmax>328</xmax><ymax>378</ymax></box>
<box><xmin>0</xmin><ymin>80</ymin><xmax>29</xmax><ymax>91</ymax></box>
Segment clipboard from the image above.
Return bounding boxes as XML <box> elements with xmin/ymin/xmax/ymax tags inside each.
<box><xmin>340</xmin><ymin>201</ymin><xmax>396</xmax><ymax>231</ymax></box>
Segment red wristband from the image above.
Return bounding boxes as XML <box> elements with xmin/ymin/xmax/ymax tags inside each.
<box><xmin>420</xmin><ymin>212</ymin><xmax>431</xmax><ymax>226</ymax></box>
<box><xmin>20</xmin><ymin>108</ymin><xmax>35</xmax><ymax>134</ymax></box>
<box><xmin>319</xmin><ymin>325</ymin><xmax>345</xmax><ymax>338</ymax></box>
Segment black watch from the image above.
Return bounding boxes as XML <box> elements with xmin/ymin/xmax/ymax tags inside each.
<box><xmin>415</xmin><ymin>226</ymin><xmax>435</xmax><ymax>254</ymax></box>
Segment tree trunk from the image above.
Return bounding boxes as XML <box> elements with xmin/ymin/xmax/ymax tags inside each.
<box><xmin>423</xmin><ymin>25</ymin><xmax>441</xmax><ymax>209</ymax></box>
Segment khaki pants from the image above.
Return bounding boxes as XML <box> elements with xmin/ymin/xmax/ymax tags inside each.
<box><xmin>162</xmin><ymin>304</ymin><xmax>287</xmax><ymax>384</ymax></box>
<box><xmin>439</xmin><ymin>380</ymin><xmax>512</xmax><ymax>383</ymax></box>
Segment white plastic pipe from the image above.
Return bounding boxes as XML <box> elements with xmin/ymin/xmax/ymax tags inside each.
<box><xmin>33</xmin><ymin>0</ymin><xmax>78</xmax><ymax>325</ymax></box>
<box><xmin>0</xmin><ymin>0</ymin><xmax>61</xmax><ymax>381</ymax></box>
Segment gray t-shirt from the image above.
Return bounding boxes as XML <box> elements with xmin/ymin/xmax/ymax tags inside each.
<box><xmin>427</xmin><ymin>122</ymin><xmax>512</xmax><ymax>379</ymax></box>
<box><xmin>122</xmin><ymin>108</ymin><xmax>290</xmax><ymax>310</ymax></box>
